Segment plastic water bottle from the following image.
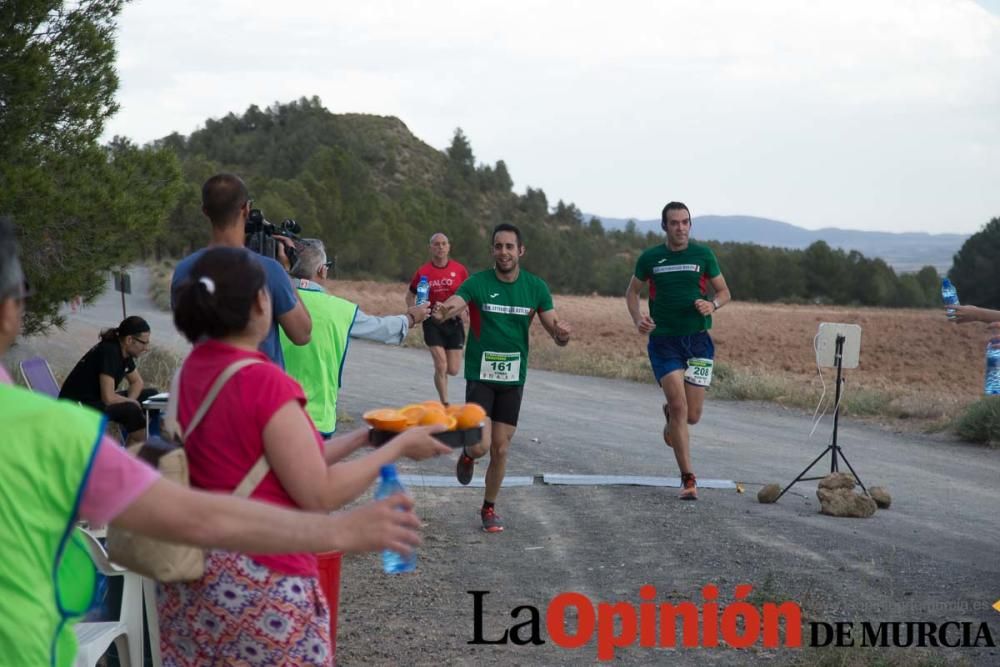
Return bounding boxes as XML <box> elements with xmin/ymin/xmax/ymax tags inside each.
<box><xmin>941</xmin><ymin>278</ymin><xmax>960</xmax><ymax>320</ymax></box>
<box><xmin>986</xmin><ymin>337</ymin><xmax>1000</xmax><ymax>396</ymax></box>
<box><xmin>374</xmin><ymin>464</ymin><xmax>416</xmax><ymax>574</ymax></box>
<box><xmin>416</xmin><ymin>276</ymin><xmax>430</xmax><ymax>306</ymax></box>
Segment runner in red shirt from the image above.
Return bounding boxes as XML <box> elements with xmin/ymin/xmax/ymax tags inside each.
<box><xmin>406</xmin><ymin>233</ymin><xmax>470</xmax><ymax>404</ymax></box>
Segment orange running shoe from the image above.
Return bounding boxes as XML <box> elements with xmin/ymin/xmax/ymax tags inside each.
<box><xmin>481</xmin><ymin>506</ymin><xmax>504</xmax><ymax>532</ymax></box>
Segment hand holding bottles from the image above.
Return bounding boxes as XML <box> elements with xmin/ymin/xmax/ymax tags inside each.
<box><xmin>328</xmin><ymin>491</ymin><xmax>421</xmax><ymax>555</ymax></box>
<box><xmin>407</xmin><ymin>302</ymin><xmax>431</xmax><ymax>325</ymax></box>
<box><xmin>949</xmin><ymin>305</ymin><xmax>1000</xmax><ymax>325</ymax></box>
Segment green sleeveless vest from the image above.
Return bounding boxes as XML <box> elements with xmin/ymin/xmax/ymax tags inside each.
<box><xmin>280</xmin><ymin>284</ymin><xmax>358</xmax><ymax>433</ymax></box>
<box><xmin>0</xmin><ymin>384</ymin><xmax>104</xmax><ymax>666</ymax></box>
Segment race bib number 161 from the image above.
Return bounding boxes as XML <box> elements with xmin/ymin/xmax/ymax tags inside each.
<box><xmin>479</xmin><ymin>351</ymin><xmax>521</xmax><ymax>383</ymax></box>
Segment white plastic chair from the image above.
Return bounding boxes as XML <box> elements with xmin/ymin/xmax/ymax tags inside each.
<box><xmin>143</xmin><ymin>577</ymin><xmax>163</xmax><ymax>667</ymax></box>
<box><xmin>73</xmin><ymin>529</ymin><xmax>145</xmax><ymax>667</ymax></box>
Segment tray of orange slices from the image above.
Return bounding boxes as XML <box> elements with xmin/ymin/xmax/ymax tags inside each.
<box><xmin>364</xmin><ymin>400</ymin><xmax>486</xmax><ymax>448</ymax></box>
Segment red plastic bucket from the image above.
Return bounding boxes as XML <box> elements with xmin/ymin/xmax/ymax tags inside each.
<box><xmin>317</xmin><ymin>552</ymin><xmax>343</xmax><ymax>660</ymax></box>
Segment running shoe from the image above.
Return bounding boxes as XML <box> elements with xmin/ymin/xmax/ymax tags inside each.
<box><xmin>680</xmin><ymin>472</ymin><xmax>698</xmax><ymax>501</ymax></box>
<box><xmin>662</xmin><ymin>403</ymin><xmax>673</xmax><ymax>448</ymax></box>
<box><xmin>456</xmin><ymin>450</ymin><xmax>475</xmax><ymax>486</ymax></box>
<box><xmin>481</xmin><ymin>506</ymin><xmax>504</xmax><ymax>532</ymax></box>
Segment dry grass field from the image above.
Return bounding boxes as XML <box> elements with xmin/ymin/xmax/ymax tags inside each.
<box><xmin>333</xmin><ymin>279</ymin><xmax>992</xmax><ymax>426</ymax></box>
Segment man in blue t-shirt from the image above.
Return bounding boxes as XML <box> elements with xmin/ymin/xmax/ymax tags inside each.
<box><xmin>171</xmin><ymin>174</ymin><xmax>311</xmax><ymax>367</ymax></box>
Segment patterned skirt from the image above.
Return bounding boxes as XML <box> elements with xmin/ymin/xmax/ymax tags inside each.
<box><xmin>158</xmin><ymin>551</ymin><xmax>331</xmax><ymax>666</ymax></box>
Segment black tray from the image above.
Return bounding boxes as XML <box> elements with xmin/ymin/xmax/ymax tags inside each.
<box><xmin>369</xmin><ymin>425</ymin><xmax>483</xmax><ymax>449</ymax></box>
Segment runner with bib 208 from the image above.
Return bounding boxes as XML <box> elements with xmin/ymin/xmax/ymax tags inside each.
<box><xmin>626</xmin><ymin>202</ymin><xmax>731</xmax><ymax>501</ymax></box>
<box><xmin>432</xmin><ymin>223</ymin><xmax>571</xmax><ymax>533</ymax></box>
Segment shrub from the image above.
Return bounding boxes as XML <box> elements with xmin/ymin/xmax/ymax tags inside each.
<box><xmin>712</xmin><ymin>364</ymin><xmax>806</xmax><ymax>404</ymax></box>
<box><xmin>841</xmin><ymin>389</ymin><xmax>894</xmax><ymax>417</ymax></box>
<box><xmin>136</xmin><ymin>345</ymin><xmax>182</xmax><ymax>392</ymax></box>
<box><xmin>147</xmin><ymin>260</ymin><xmax>176</xmax><ymax>312</ymax></box>
<box><xmin>953</xmin><ymin>396</ymin><xmax>1000</xmax><ymax>446</ymax></box>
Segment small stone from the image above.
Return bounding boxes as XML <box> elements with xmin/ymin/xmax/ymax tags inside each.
<box><xmin>869</xmin><ymin>486</ymin><xmax>891</xmax><ymax>509</ymax></box>
<box><xmin>757</xmin><ymin>483</ymin><xmax>781</xmax><ymax>504</ymax></box>
<box><xmin>818</xmin><ymin>472</ymin><xmax>857</xmax><ymax>491</ymax></box>
<box><xmin>817</xmin><ymin>487</ymin><xmax>877</xmax><ymax>518</ymax></box>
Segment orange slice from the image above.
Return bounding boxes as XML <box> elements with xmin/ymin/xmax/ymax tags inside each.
<box><xmin>419</xmin><ymin>409</ymin><xmax>451</xmax><ymax>426</ymax></box>
<box><xmin>362</xmin><ymin>408</ymin><xmax>408</xmax><ymax>432</ymax></box>
<box><xmin>399</xmin><ymin>404</ymin><xmax>427</xmax><ymax>426</ymax></box>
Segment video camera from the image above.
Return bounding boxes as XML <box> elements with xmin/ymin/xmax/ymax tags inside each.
<box><xmin>245</xmin><ymin>207</ymin><xmax>302</xmax><ymax>266</ymax></box>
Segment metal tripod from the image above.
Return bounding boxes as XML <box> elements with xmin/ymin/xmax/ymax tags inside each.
<box><xmin>775</xmin><ymin>334</ymin><xmax>867</xmax><ymax>502</ymax></box>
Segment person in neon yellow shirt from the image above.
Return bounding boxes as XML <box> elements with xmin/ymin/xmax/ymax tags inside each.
<box><xmin>0</xmin><ymin>217</ymin><xmax>427</xmax><ymax>666</ymax></box>
<box><xmin>281</xmin><ymin>240</ymin><xmax>431</xmax><ymax>435</ymax></box>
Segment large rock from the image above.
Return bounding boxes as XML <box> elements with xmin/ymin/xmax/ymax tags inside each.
<box><xmin>869</xmin><ymin>486</ymin><xmax>891</xmax><ymax>509</ymax></box>
<box><xmin>758</xmin><ymin>483</ymin><xmax>782</xmax><ymax>504</ymax></box>
<box><xmin>817</xmin><ymin>487</ymin><xmax>877</xmax><ymax>518</ymax></box>
<box><xmin>818</xmin><ymin>471</ymin><xmax>857</xmax><ymax>491</ymax></box>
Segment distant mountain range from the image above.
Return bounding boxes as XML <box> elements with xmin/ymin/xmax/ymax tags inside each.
<box><xmin>586</xmin><ymin>214</ymin><xmax>967</xmax><ymax>274</ymax></box>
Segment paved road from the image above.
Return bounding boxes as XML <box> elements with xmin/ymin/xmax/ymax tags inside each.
<box><xmin>13</xmin><ymin>268</ymin><xmax>1000</xmax><ymax>664</ymax></box>
<box><xmin>340</xmin><ymin>337</ymin><xmax>1000</xmax><ymax>664</ymax></box>
<box><xmin>343</xmin><ymin>336</ymin><xmax>1000</xmax><ymax>569</ymax></box>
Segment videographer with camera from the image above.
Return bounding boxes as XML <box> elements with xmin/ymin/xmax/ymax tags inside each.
<box><xmin>171</xmin><ymin>174</ymin><xmax>311</xmax><ymax>368</ymax></box>
<box><xmin>281</xmin><ymin>239</ymin><xmax>431</xmax><ymax>436</ymax></box>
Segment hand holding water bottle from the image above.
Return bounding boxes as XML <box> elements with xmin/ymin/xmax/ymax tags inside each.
<box><xmin>949</xmin><ymin>304</ymin><xmax>1000</xmax><ymax>325</ymax></box>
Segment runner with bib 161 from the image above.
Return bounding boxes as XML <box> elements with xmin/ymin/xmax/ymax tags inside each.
<box><xmin>432</xmin><ymin>223</ymin><xmax>571</xmax><ymax>533</ymax></box>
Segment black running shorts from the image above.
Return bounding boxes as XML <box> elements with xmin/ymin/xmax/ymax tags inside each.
<box><xmin>465</xmin><ymin>380</ymin><xmax>524</xmax><ymax>427</ymax></box>
<box><xmin>422</xmin><ymin>317</ymin><xmax>465</xmax><ymax>350</ymax></box>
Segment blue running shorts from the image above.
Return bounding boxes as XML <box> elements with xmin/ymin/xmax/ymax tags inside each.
<box><xmin>647</xmin><ymin>331</ymin><xmax>715</xmax><ymax>386</ymax></box>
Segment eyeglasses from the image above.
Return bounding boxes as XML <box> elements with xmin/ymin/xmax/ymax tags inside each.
<box><xmin>132</xmin><ymin>337</ymin><xmax>150</xmax><ymax>347</ymax></box>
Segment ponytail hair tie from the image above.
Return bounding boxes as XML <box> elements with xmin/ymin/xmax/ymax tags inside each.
<box><xmin>198</xmin><ymin>276</ymin><xmax>216</xmax><ymax>294</ymax></box>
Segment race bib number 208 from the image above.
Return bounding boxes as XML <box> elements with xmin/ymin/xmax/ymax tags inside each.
<box><xmin>685</xmin><ymin>358</ymin><xmax>713</xmax><ymax>387</ymax></box>
<box><xmin>479</xmin><ymin>351</ymin><xmax>521</xmax><ymax>383</ymax></box>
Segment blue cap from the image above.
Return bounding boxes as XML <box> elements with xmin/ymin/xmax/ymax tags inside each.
<box><xmin>380</xmin><ymin>464</ymin><xmax>397</xmax><ymax>480</ymax></box>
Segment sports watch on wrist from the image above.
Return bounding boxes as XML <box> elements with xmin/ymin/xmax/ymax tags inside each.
<box><xmin>712</xmin><ymin>298</ymin><xmax>721</xmax><ymax>312</ymax></box>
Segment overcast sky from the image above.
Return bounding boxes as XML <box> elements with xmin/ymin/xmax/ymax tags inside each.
<box><xmin>103</xmin><ymin>0</ymin><xmax>1000</xmax><ymax>234</ymax></box>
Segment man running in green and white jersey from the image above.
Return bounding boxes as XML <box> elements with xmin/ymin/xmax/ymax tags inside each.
<box><xmin>626</xmin><ymin>202</ymin><xmax>732</xmax><ymax>501</ymax></box>
<box><xmin>433</xmin><ymin>223</ymin><xmax>572</xmax><ymax>532</ymax></box>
